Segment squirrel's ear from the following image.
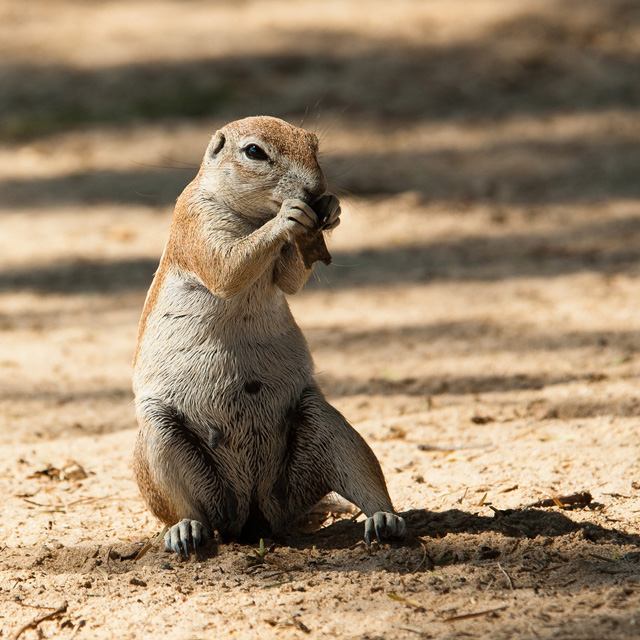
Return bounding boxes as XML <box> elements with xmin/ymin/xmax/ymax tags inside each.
<box><xmin>208</xmin><ymin>131</ymin><xmax>226</xmax><ymax>157</ymax></box>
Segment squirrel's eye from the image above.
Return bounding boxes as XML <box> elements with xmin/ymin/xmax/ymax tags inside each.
<box><xmin>244</xmin><ymin>144</ymin><xmax>269</xmax><ymax>161</ymax></box>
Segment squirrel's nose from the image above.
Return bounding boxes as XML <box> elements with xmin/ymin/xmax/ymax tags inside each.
<box><xmin>301</xmin><ymin>184</ymin><xmax>326</xmax><ymax>205</ymax></box>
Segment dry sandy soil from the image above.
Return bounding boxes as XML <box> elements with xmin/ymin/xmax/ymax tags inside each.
<box><xmin>2</xmin><ymin>1</ymin><xmax>640</xmax><ymax>638</ymax></box>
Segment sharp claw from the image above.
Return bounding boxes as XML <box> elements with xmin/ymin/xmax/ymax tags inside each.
<box><xmin>164</xmin><ymin>519</ymin><xmax>210</xmax><ymax>558</ymax></box>
<box><xmin>191</xmin><ymin>521</ymin><xmax>203</xmax><ymax>553</ymax></box>
<box><xmin>170</xmin><ymin>527</ymin><xmax>182</xmax><ymax>558</ymax></box>
<box><xmin>374</xmin><ymin>512</ymin><xmax>386</xmax><ymax>543</ymax></box>
<box><xmin>364</xmin><ymin>512</ymin><xmax>407</xmax><ymax>544</ymax></box>
<box><xmin>179</xmin><ymin>520</ymin><xmax>190</xmax><ymax>558</ymax></box>
<box><xmin>364</xmin><ymin>518</ymin><xmax>375</xmax><ymax>546</ymax></box>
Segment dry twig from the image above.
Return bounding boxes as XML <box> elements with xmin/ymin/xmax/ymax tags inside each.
<box><xmin>444</xmin><ymin>605</ymin><xmax>508</xmax><ymax>623</ymax></box>
<box><xmin>134</xmin><ymin>525</ymin><xmax>168</xmax><ymax>561</ymax></box>
<box><xmin>387</xmin><ymin>593</ymin><xmax>425</xmax><ymax>611</ymax></box>
<box><xmin>12</xmin><ymin>601</ymin><xmax>68</xmax><ymax>640</ymax></box>
<box><xmin>526</xmin><ymin>491</ymin><xmax>592</xmax><ymax>509</ymax></box>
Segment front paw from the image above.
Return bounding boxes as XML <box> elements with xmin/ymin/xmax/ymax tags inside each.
<box><xmin>164</xmin><ymin>519</ymin><xmax>210</xmax><ymax>558</ymax></box>
<box><xmin>278</xmin><ymin>199</ymin><xmax>318</xmax><ymax>241</ymax></box>
<box><xmin>364</xmin><ymin>511</ymin><xmax>406</xmax><ymax>545</ymax></box>
<box><xmin>312</xmin><ymin>194</ymin><xmax>341</xmax><ymax>231</ymax></box>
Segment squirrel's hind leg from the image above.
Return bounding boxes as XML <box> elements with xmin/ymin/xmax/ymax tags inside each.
<box><xmin>134</xmin><ymin>399</ymin><xmax>229</xmax><ymax>556</ymax></box>
<box><xmin>275</xmin><ymin>387</ymin><xmax>406</xmax><ymax>544</ymax></box>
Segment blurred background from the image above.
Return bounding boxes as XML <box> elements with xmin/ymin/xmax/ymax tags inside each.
<box><xmin>2</xmin><ymin>0</ymin><xmax>640</xmax><ymax>284</ymax></box>
<box><xmin>2</xmin><ymin>0</ymin><xmax>640</xmax><ymax>436</ymax></box>
<box><xmin>2</xmin><ymin>0</ymin><xmax>640</xmax><ymax>438</ymax></box>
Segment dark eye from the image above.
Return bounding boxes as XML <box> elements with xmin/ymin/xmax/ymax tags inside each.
<box><xmin>244</xmin><ymin>144</ymin><xmax>269</xmax><ymax>161</ymax></box>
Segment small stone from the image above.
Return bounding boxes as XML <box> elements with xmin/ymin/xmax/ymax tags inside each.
<box><xmin>129</xmin><ymin>577</ymin><xmax>147</xmax><ymax>587</ymax></box>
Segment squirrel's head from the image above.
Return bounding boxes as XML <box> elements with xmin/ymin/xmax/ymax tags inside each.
<box><xmin>197</xmin><ymin>116</ymin><xmax>328</xmax><ymax>222</ymax></box>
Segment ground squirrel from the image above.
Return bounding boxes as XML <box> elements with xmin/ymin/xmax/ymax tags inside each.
<box><xmin>132</xmin><ymin>116</ymin><xmax>405</xmax><ymax>556</ymax></box>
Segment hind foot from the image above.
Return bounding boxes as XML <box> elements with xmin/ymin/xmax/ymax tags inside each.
<box><xmin>364</xmin><ymin>511</ymin><xmax>406</xmax><ymax>545</ymax></box>
<box><xmin>164</xmin><ymin>519</ymin><xmax>209</xmax><ymax>558</ymax></box>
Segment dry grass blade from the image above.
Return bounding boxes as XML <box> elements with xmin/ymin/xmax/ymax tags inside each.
<box><xmin>444</xmin><ymin>605</ymin><xmax>508</xmax><ymax>623</ymax></box>
<box><xmin>425</xmin><ymin>569</ymin><xmax>445</xmax><ymax>580</ymax></box>
<box><xmin>497</xmin><ymin>562</ymin><xmax>514</xmax><ymax>590</ymax></box>
<box><xmin>134</xmin><ymin>525</ymin><xmax>168</xmax><ymax>561</ymax></box>
<box><xmin>409</xmin><ymin>535</ymin><xmax>433</xmax><ymax>573</ymax></box>
<box><xmin>264</xmin><ymin>578</ymin><xmax>295</xmax><ymax>589</ymax></box>
<box><xmin>388</xmin><ymin>593</ymin><xmax>425</xmax><ymax>611</ymax></box>
<box><xmin>12</xmin><ymin>601</ymin><xmax>68</xmax><ymax>640</ymax></box>
<box><xmin>457</xmin><ymin>486</ymin><xmax>469</xmax><ymax>504</ymax></box>
<box><xmin>400</xmin><ymin>625</ymin><xmax>431</xmax><ymax>637</ymax></box>
<box><xmin>14</xmin><ymin>600</ymin><xmax>61</xmax><ymax>611</ymax></box>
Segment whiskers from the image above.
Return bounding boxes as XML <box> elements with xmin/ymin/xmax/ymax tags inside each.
<box><xmin>132</xmin><ymin>154</ymin><xmax>200</xmax><ymax>171</ymax></box>
<box><xmin>309</xmin><ymin>262</ymin><xmax>334</xmax><ymax>290</ymax></box>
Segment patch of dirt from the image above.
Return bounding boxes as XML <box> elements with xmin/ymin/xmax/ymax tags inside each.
<box><xmin>2</xmin><ymin>1</ymin><xmax>640</xmax><ymax>638</ymax></box>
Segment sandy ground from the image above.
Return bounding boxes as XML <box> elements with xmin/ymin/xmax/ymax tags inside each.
<box><xmin>2</xmin><ymin>1</ymin><xmax>640</xmax><ymax>638</ymax></box>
